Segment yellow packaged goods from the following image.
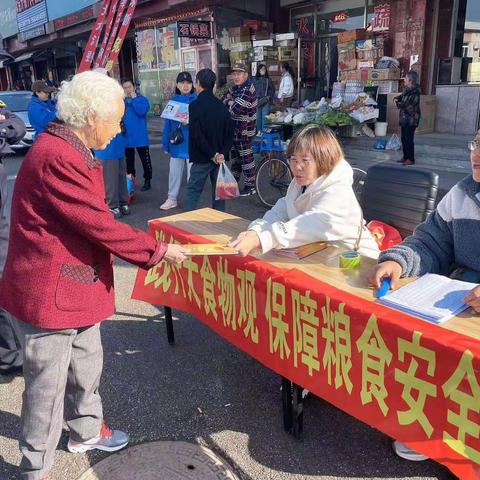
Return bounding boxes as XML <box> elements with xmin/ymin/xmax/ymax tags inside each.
<box><xmin>370</xmin><ymin>68</ymin><xmax>401</xmax><ymax>80</ymax></box>
<box><xmin>337</xmin><ymin>41</ymin><xmax>356</xmax><ymax>53</ymax></box>
<box><xmin>278</xmin><ymin>47</ymin><xmax>298</xmax><ymax>61</ymax></box>
<box><xmin>338</xmin><ymin>28</ymin><xmax>367</xmax><ymax>43</ymax></box>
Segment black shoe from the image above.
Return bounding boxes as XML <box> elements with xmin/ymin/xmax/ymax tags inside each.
<box><xmin>239</xmin><ymin>186</ymin><xmax>256</xmax><ymax>197</ymax></box>
<box><xmin>141</xmin><ymin>180</ymin><xmax>151</xmax><ymax>191</ymax></box>
<box><xmin>120</xmin><ymin>205</ymin><xmax>131</xmax><ymax>216</ymax></box>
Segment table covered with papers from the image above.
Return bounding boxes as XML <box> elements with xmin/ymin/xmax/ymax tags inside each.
<box><xmin>132</xmin><ymin>208</ymin><xmax>480</xmax><ymax>480</ymax></box>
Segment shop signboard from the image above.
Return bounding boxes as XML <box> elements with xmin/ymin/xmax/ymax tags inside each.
<box><xmin>0</xmin><ymin>0</ymin><xmax>18</xmax><ymax>38</ymax></box>
<box><xmin>333</xmin><ymin>11</ymin><xmax>349</xmax><ymax>23</ymax></box>
<box><xmin>45</xmin><ymin>0</ymin><xmax>96</xmax><ymax>22</ymax></box>
<box><xmin>177</xmin><ymin>20</ymin><xmax>212</xmax><ymax>39</ymax></box>
<box><xmin>372</xmin><ymin>3</ymin><xmax>391</xmax><ymax>32</ymax></box>
<box><xmin>53</xmin><ymin>5</ymin><xmax>95</xmax><ymax>31</ymax></box>
<box><xmin>16</xmin><ymin>0</ymin><xmax>48</xmax><ymax>33</ymax></box>
<box><xmin>18</xmin><ymin>23</ymin><xmax>45</xmax><ymax>41</ymax></box>
<box><xmin>295</xmin><ymin>16</ymin><xmax>314</xmax><ymax>38</ymax></box>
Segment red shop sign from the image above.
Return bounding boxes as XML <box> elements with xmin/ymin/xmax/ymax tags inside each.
<box><xmin>333</xmin><ymin>11</ymin><xmax>349</xmax><ymax>23</ymax></box>
<box><xmin>54</xmin><ymin>6</ymin><xmax>95</xmax><ymax>31</ymax></box>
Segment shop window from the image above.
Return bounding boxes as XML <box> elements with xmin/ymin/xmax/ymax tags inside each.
<box><xmin>459</xmin><ymin>0</ymin><xmax>480</xmax><ymax>82</ymax></box>
<box><xmin>317</xmin><ymin>0</ymin><xmax>366</xmax><ymax>35</ymax></box>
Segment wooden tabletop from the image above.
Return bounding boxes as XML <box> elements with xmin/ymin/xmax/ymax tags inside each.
<box><xmin>150</xmin><ymin>208</ymin><xmax>480</xmax><ymax>341</ymax></box>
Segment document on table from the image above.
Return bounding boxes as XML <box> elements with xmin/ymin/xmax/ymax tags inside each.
<box><xmin>182</xmin><ymin>244</ymin><xmax>239</xmax><ymax>256</ymax></box>
<box><xmin>379</xmin><ymin>273</ymin><xmax>478</xmax><ymax>324</ymax></box>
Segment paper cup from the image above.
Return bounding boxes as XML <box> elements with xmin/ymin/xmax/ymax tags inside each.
<box><xmin>339</xmin><ymin>250</ymin><xmax>361</xmax><ymax>269</ymax></box>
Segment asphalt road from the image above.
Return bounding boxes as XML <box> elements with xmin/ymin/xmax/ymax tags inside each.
<box><xmin>0</xmin><ymin>142</ymin><xmax>457</xmax><ymax>480</ymax></box>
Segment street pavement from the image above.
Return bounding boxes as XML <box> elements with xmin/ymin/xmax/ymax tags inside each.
<box><xmin>0</xmin><ymin>137</ymin><xmax>458</xmax><ymax>480</ymax></box>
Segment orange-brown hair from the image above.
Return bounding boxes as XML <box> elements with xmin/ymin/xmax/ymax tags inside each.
<box><xmin>287</xmin><ymin>124</ymin><xmax>344</xmax><ymax>176</ymax></box>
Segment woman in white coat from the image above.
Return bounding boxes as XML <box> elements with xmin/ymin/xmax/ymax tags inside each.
<box><xmin>230</xmin><ymin>124</ymin><xmax>379</xmax><ymax>259</ymax></box>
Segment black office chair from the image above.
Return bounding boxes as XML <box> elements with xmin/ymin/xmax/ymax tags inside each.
<box><xmin>360</xmin><ymin>163</ymin><xmax>439</xmax><ymax>238</ymax></box>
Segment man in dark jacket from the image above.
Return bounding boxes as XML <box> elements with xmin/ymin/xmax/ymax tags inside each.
<box><xmin>0</xmin><ymin>99</ymin><xmax>26</xmax><ymax>383</ymax></box>
<box><xmin>186</xmin><ymin>69</ymin><xmax>234</xmax><ymax>212</ymax></box>
<box><xmin>223</xmin><ymin>62</ymin><xmax>257</xmax><ymax>196</ymax></box>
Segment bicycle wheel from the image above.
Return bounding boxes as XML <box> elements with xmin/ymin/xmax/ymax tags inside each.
<box><xmin>255</xmin><ymin>156</ymin><xmax>293</xmax><ymax>208</ymax></box>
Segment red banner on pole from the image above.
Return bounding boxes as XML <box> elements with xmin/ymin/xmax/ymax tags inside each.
<box><xmin>104</xmin><ymin>0</ymin><xmax>137</xmax><ymax>72</ymax></box>
<box><xmin>77</xmin><ymin>0</ymin><xmax>111</xmax><ymax>73</ymax></box>
<box><xmin>98</xmin><ymin>0</ymin><xmax>128</xmax><ymax>67</ymax></box>
<box><xmin>94</xmin><ymin>0</ymin><xmax>120</xmax><ymax>69</ymax></box>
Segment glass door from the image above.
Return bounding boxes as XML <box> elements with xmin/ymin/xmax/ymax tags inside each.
<box><xmin>181</xmin><ymin>49</ymin><xmax>197</xmax><ymax>78</ymax></box>
<box><xmin>316</xmin><ymin>36</ymin><xmax>338</xmax><ymax>99</ymax></box>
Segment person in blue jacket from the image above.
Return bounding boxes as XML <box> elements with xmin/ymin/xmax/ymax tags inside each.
<box><xmin>94</xmin><ymin>125</ymin><xmax>130</xmax><ymax>219</ymax></box>
<box><xmin>122</xmin><ymin>80</ymin><xmax>152</xmax><ymax>191</ymax></box>
<box><xmin>160</xmin><ymin>72</ymin><xmax>197</xmax><ymax>210</ymax></box>
<box><xmin>27</xmin><ymin>80</ymin><xmax>57</xmax><ymax>138</ymax></box>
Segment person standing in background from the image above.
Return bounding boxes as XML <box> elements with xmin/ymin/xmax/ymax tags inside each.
<box><xmin>186</xmin><ymin>69</ymin><xmax>234</xmax><ymax>212</ymax></box>
<box><xmin>160</xmin><ymin>72</ymin><xmax>197</xmax><ymax>210</ymax></box>
<box><xmin>28</xmin><ymin>80</ymin><xmax>57</xmax><ymax>138</ymax></box>
<box><xmin>395</xmin><ymin>70</ymin><xmax>421</xmax><ymax>166</ymax></box>
<box><xmin>253</xmin><ymin>64</ymin><xmax>275</xmax><ymax>135</ymax></box>
<box><xmin>94</xmin><ymin>127</ymin><xmax>130</xmax><ymax>219</ymax></box>
<box><xmin>223</xmin><ymin>62</ymin><xmax>257</xmax><ymax>197</ymax></box>
<box><xmin>0</xmin><ymin>101</ymin><xmax>25</xmax><ymax>384</ymax></box>
<box><xmin>123</xmin><ymin>80</ymin><xmax>152</xmax><ymax>191</ymax></box>
<box><xmin>277</xmin><ymin>62</ymin><xmax>294</xmax><ymax>110</ymax></box>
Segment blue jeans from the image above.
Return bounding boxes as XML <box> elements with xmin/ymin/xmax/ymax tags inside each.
<box><xmin>185</xmin><ymin>162</ymin><xmax>225</xmax><ymax>212</ymax></box>
<box><xmin>256</xmin><ymin>103</ymin><xmax>269</xmax><ymax>133</ymax></box>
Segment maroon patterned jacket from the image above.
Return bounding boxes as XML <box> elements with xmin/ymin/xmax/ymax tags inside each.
<box><xmin>0</xmin><ymin>123</ymin><xmax>166</xmax><ymax>329</ymax></box>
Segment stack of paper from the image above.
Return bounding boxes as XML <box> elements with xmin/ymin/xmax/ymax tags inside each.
<box><xmin>379</xmin><ymin>273</ymin><xmax>477</xmax><ymax>324</ymax></box>
<box><xmin>274</xmin><ymin>241</ymin><xmax>328</xmax><ymax>260</ymax></box>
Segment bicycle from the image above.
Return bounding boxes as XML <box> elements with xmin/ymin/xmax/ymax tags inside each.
<box><xmin>255</xmin><ymin>149</ymin><xmax>367</xmax><ymax>209</ymax></box>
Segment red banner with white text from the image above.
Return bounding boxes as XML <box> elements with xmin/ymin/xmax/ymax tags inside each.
<box><xmin>132</xmin><ymin>220</ymin><xmax>480</xmax><ymax>480</ymax></box>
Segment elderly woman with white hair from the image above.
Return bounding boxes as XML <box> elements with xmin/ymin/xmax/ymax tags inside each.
<box><xmin>0</xmin><ymin>71</ymin><xmax>189</xmax><ymax>480</ymax></box>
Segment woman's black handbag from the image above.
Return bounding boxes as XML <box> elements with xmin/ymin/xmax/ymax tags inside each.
<box><xmin>169</xmin><ymin>124</ymin><xmax>184</xmax><ymax>145</ymax></box>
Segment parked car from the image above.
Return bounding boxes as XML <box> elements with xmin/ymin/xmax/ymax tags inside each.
<box><xmin>0</xmin><ymin>91</ymin><xmax>35</xmax><ymax>149</ymax></box>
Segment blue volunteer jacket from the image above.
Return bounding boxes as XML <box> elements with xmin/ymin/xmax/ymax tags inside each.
<box><xmin>162</xmin><ymin>92</ymin><xmax>197</xmax><ymax>160</ymax></box>
<box><xmin>124</xmin><ymin>95</ymin><xmax>150</xmax><ymax>148</ymax></box>
<box><xmin>94</xmin><ymin>132</ymin><xmax>126</xmax><ymax>161</ymax></box>
<box><xmin>27</xmin><ymin>95</ymin><xmax>57</xmax><ymax>137</ymax></box>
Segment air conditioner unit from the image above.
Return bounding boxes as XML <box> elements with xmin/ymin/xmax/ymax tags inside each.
<box><xmin>438</xmin><ymin>57</ymin><xmax>462</xmax><ymax>84</ymax></box>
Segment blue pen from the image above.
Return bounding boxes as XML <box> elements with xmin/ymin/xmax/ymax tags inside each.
<box><xmin>376</xmin><ymin>278</ymin><xmax>391</xmax><ymax>299</ymax></box>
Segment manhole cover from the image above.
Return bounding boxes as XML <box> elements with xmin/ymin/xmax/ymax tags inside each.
<box><xmin>76</xmin><ymin>441</ymin><xmax>240</xmax><ymax>480</ymax></box>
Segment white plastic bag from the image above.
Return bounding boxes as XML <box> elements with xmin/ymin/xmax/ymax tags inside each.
<box><xmin>386</xmin><ymin>133</ymin><xmax>401</xmax><ymax>150</ymax></box>
<box><xmin>215</xmin><ymin>163</ymin><xmax>240</xmax><ymax>200</ymax></box>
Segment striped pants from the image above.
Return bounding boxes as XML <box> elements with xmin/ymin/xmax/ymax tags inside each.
<box><xmin>230</xmin><ymin>140</ymin><xmax>255</xmax><ymax>188</ymax></box>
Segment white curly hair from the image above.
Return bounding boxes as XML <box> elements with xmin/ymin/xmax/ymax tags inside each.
<box><xmin>56</xmin><ymin>71</ymin><xmax>124</xmax><ymax>128</ymax></box>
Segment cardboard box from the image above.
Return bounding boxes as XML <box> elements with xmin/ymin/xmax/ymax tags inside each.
<box><xmin>228</xmin><ymin>27</ymin><xmax>251</xmax><ymax>42</ymax></box>
<box><xmin>338</xmin><ymin>56</ymin><xmax>357</xmax><ymax>71</ymax></box>
<box><xmin>355</xmin><ymin>39</ymin><xmax>376</xmax><ymax>50</ymax></box>
<box><xmin>370</xmin><ymin>80</ymin><xmax>399</xmax><ymax>94</ymax></box>
<box><xmin>250</xmin><ymin>46</ymin><xmax>278</xmax><ymax>61</ymax></box>
<box><xmin>358</xmin><ymin>60</ymin><xmax>375</xmax><ymax>70</ymax></box>
<box><xmin>275</xmin><ymin>32</ymin><xmax>297</xmax><ymax>41</ymax></box>
<box><xmin>386</xmin><ymin>94</ymin><xmax>436</xmax><ymax>134</ymax></box>
<box><xmin>276</xmin><ymin>39</ymin><xmax>298</xmax><ymax>47</ymax></box>
<box><xmin>338</xmin><ymin>28</ymin><xmax>367</xmax><ymax>44</ymax></box>
<box><xmin>243</xmin><ymin>20</ymin><xmax>273</xmax><ymax>34</ymax></box>
<box><xmin>339</xmin><ymin>69</ymin><xmax>371</xmax><ymax>82</ymax></box>
<box><xmin>229</xmin><ymin>41</ymin><xmax>252</xmax><ymax>52</ymax></box>
<box><xmin>356</xmin><ymin>47</ymin><xmax>384</xmax><ymax>61</ymax></box>
<box><xmin>252</xmin><ymin>31</ymin><xmax>273</xmax><ymax>41</ymax></box>
<box><xmin>278</xmin><ymin>47</ymin><xmax>298</xmax><ymax>61</ymax></box>
<box><xmin>337</xmin><ymin>41</ymin><xmax>356</xmax><ymax>53</ymax></box>
<box><xmin>370</xmin><ymin>68</ymin><xmax>401</xmax><ymax>81</ymax></box>
<box><xmin>252</xmin><ymin>39</ymin><xmax>274</xmax><ymax>47</ymax></box>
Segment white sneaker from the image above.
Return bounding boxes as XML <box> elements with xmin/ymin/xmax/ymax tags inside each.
<box><xmin>393</xmin><ymin>441</ymin><xmax>428</xmax><ymax>461</ymax></box>
<box><xmin>159</xmin><ymin>198</ymin><xmax>178</xmax><ymax>210</ymax></box>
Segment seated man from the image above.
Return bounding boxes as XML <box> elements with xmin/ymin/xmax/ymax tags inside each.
<box><xmin>368</xmin><ymin>129</ymin><xmax>480</xmax><ymax>460</ymax></box>
<box><xmin>230</xmin><ymin>124</ymin><xmax>379</xmax><ymax>258</ymax></box>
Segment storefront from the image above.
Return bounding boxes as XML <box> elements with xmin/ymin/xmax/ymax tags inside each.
<box><xmin>134</xmin><ymin>8</ymin><xmax>216</xmax><ymax>114</ymax></box>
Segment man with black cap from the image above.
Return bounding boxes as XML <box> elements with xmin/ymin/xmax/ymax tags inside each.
<box><xmin>223</xmin><ymin>62</ymin><xmax>257</xmax><ymax>196</ymax></box>
<box><xmin>0</xmin><ymin>58</ymin><xmax>26</xmax><ymax>382</ymax></box>
<box><xmin>28</xmin><ymin>80</ymin><xmax>57</xmax><ymax>138</ymax></box>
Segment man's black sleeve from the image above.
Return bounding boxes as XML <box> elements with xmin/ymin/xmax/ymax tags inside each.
<box><xmin>189</xmin><ymin>102</ymin><xmax>216</xmax><ymax>160</ymax></box>
<box><xmin>221</xmin><ymin>108</ymin><xmax>234</xmax><ymax>158</ymax></box>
